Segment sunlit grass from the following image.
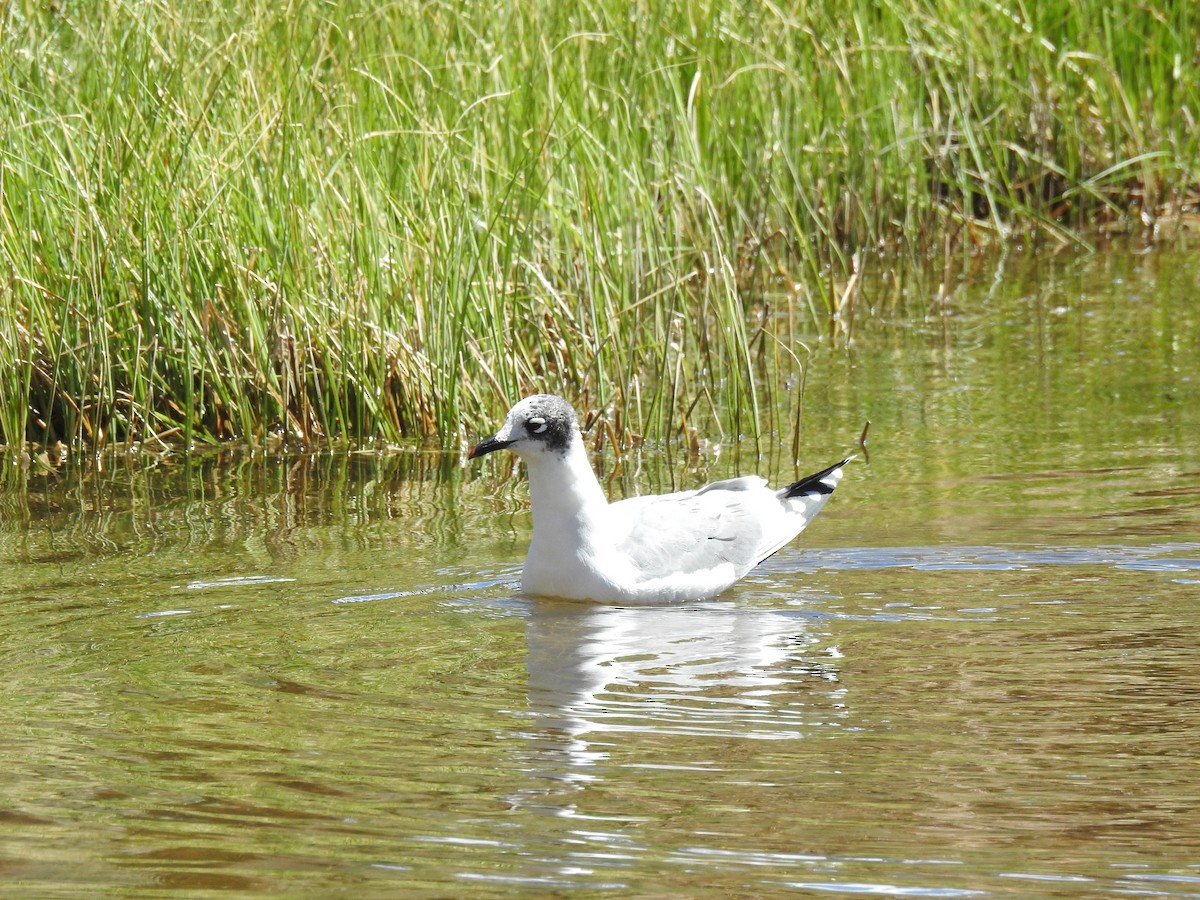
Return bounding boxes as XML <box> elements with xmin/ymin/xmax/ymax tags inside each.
<box><xmin>1</xmin><ymin>0</ymin><xmax>1197</xmax><ymax>454</ymax></box>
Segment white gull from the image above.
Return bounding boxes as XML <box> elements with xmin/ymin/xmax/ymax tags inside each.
<box><xmin>469</xmin><ymin>394</ymin><xmax>851</xmax><ymax>604</ymax></box>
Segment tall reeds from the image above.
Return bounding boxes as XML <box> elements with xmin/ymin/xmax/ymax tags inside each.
<box><xmin>1</xmin><ymin>0</ymin><xmax>1196</xmax><ymax>453</ymax></box>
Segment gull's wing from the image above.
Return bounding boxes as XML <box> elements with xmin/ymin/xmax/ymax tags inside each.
<box><xmin>608</xmin><ymin>460</ymin><xmax>852</xmax><ymax>590</ymax></box>
<box><xmin>609</xmin><ymin>481</ymin><xmax>772</xmax><ymax>587</ymax></box>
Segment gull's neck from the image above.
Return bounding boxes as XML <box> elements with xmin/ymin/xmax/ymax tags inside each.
<box><xmin>521</xmin><ymin>435</ymin><xmax>609</xmax><ymax>537</ymax></box>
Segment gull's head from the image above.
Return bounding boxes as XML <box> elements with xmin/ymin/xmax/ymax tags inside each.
<box><xmin>468</xmin><ymin>394</ymin><xmax>579</xmax><ymax>462</ymax></box>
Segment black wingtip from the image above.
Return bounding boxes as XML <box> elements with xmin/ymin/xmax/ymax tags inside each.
<box><xmin>782</xmin><ymin>455</ymin><xmax>854</xmax><ymax>499</ymax></box>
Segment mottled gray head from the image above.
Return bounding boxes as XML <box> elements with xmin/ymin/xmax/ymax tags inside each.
<box><xmin>468</xmin><ymin>394</ymin><xmax>579</xmax><ymax>460</ymax></box>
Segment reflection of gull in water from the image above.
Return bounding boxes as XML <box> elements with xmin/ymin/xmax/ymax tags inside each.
<box><xmin>511</xmin><ymin>600</ymin><xmax>845</xmax><ymax>814</ymax></box>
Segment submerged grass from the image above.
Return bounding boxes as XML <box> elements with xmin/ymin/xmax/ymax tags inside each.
<box><xmin>1</xmin><ymin>0</ymin><xmax>1197</xmax><ymax>453</ymax></box>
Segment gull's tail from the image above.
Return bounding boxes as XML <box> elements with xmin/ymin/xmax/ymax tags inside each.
<box><xmin>781</xmin><ymin>456</ymin><xmax>855</xmax><ymax>500</ymax></box>
<box><xmin>753</xmin><ymin>456</ymin><xmax>854</xmax><ymax>565</ymax></box>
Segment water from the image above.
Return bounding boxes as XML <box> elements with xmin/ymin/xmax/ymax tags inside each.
<box><xmin>2</xmin><ymin>244</ymin><xmax>1200</xmax><ymax>896</ymax></box>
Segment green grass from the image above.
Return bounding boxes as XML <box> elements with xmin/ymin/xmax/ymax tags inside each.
<box><xmin>1</xmin><ymin>0</ymin><xmax>1197</xmax><ymax>453</ymax></box>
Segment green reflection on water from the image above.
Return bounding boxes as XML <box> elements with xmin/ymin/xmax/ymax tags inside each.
<box><xmin>1</xmin><ymin>245</ymin><xmax>1199</xmax><ymax>895</ymax></box>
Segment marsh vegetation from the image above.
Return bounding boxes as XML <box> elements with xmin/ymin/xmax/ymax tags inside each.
<box><xmin>2</xmin><ymin>0</ymin><xmax>1197</xmax><ymax>452</ymax></box>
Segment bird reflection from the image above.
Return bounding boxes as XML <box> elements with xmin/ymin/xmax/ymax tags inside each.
<box><xmin>510</xmin><ymin>599</ymin><xmax>844</xmax><ymax>815</ymax></box>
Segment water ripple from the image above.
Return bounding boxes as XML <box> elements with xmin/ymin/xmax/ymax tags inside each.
<box><xmin>794</xmin><ymin>543</ymin><xmax>1200</xmax><ymax>572</ymax></box>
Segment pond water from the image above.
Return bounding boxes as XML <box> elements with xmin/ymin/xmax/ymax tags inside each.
<box><xmin>2</xmin><ymin>244</ymin><xmax>1199</xmax><ymax>896</ymax></box>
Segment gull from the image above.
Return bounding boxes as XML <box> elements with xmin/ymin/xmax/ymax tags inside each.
<box><xmin>469</xmin><ymin>394</ymin><xmax>852</xmax><ymax>604</ymax></box>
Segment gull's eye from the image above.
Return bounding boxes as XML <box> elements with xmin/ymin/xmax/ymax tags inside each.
<box><xmin>528</xmin><ymin>416</ymin><xmax>548</xmax><ymax>434</ymax></box>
